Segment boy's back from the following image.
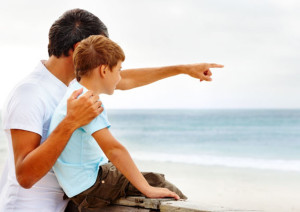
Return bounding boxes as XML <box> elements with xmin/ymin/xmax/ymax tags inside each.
<box><xmin>49</xmin><ymin>81</ymin><xmax>110</xmax><ymax>198</ymax></box>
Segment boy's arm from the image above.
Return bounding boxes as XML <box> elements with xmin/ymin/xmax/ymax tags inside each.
<box><xmin>92</xmin><ymin>128</ymin><xmax>180</xmax><ymax>199</ymax></box>
<box><xmin>12</xmin><ymin>89</ymin><xmax>103</xmax><ymax>189</ymax></box>
<box><xmin>116</xmin><ymin>63</ymin><xmax>224</xmax><ymax>90</ymax></box>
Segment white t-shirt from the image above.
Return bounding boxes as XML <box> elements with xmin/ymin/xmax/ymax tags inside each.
<box><xmin>0</xmin><ymin>61</ymin><xmax>68</xmax><ymax>212</ymax></box>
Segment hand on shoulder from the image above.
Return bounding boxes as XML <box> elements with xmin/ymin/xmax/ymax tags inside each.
<box><xmin>65</xmin><ymin>88</ymin><xmax>104</xmax><ymax>129</ymax></box>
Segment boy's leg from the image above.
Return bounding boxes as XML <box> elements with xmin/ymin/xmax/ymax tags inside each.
<box><xmin>67</xmin><ymin>162</ymin><xmax>187</xmax><ymax>211</ymax></box>
<box><xmin>91</xmin><ymin>162</ymin><xmax>187</xmax><ymax>200</ymax></box>
<box><xmin>68</xmin><ymin>163</ymin><xmax>130</xmax><ymax>211</ymax></box>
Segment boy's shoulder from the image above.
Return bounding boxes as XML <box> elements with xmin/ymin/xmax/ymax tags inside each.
<box><xmin>59</xmin><ymin>81</ymin><xmax>86</xmax><ymax>108</ymax></box>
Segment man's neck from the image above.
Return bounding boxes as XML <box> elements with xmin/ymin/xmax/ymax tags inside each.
<box><xmin>43</xmin><ymin>55</ymin><xmax>75</xmax><ymax>86</ymax></box>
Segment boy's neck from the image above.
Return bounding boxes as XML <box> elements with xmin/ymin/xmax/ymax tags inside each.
<box><xmin>79</xmin><ymin>77</ymin><xmax>105</xmax><ymax>96</ymax></box>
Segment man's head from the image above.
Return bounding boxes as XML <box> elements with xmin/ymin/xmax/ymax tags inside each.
<box><xmin>73</xmin><ymin>35</ymin><xmax>125</xmax><ymax>94</ymax></box>
<box><xmin>48</xmin><ymin>9</ymin><xmax>108</xmax><ymax>58</ymax></box>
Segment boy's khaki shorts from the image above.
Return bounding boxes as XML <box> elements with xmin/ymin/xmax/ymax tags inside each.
<box><xmin>68</xmin><ymin>162</ymin><xmax>187</xmax><ymax>211</ymax></box>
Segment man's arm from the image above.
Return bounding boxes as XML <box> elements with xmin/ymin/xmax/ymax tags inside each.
<box><xmin>12</xmin><ymin>89</ymin><xmax>103</xmax><ymax>189</ymax></box>
<box><xmin>93</xmin><ymin>128</ymin><xmax>180</xmax><ymax>199</ymax></box>
<box><xmin>116</xmin><ymin>63</ymin><xmax>224</xmax><ymax>90</ymax></box>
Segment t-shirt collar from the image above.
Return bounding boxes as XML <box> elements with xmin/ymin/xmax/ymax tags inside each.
<box><xmin>69</xmin><ymin>80</ymin><xmax>89</xmax><ymax>93</ymax></box>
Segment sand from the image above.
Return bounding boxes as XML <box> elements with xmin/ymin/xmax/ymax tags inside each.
<box><xmin>135</xmin><ymin>160</ymin><xmax>300</xmax><ymax>212</ymax></box>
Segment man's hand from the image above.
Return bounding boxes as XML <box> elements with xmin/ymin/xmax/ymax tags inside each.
<box><xmin>144</xmin><ymin>186</ymin><xmax>180</xmax><ymax>200</ymax></box>
<box><xmin>66</xmin><ymin>88</ymin><xmax>103</xmax><ymax>129</ymax></box>
<box><xmin>182</xmin><ymin>63</ymin><xmax>224</xmax><ymax>82</ymax></box>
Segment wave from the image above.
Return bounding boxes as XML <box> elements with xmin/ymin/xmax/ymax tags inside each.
<box><xmin>132</xmin><ymin>152</ymin><xmax>300</xmax><ymax>172</ymax></box>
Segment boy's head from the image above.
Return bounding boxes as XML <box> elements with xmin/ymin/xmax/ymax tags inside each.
<box><xmin>48</xmin><ymin>8</ymin><xmax>108</xmax><ymax>58</ymax></box>
<box><xmin>73</xmin><ymin>35</ymin><xmax>125</xmax><ymax>94</ymax></box>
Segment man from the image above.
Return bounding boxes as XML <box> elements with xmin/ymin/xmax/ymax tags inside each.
<box><xmin>0</xmin><ymin>9</ymin><xmax>223</xmax><ymax>212</ymax></box>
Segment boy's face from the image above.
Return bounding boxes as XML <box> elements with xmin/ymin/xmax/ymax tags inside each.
<box><xmin>106</xmin><ymin>60</ymin><xmax>122</xmax><ymax>95</ymax></box>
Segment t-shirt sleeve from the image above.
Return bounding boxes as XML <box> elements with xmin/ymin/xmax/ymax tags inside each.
<box><xmin>81</xmin><ymin>107</ymin><xmax>111</xmax><ymax>135</ymax></box>
<box><xmin>3</xmin><ymin>83</ymin><xmax>44</xmax><ymax>136</ymax></box>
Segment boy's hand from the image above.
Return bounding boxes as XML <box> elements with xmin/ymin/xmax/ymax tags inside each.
<box><xmin>145</xmin><ymin>186</ymin><xmax>180</xmax><ymax>200</ymax></box>
<box><xmin>182</xmin><ymin>63</ymin><xmax>224</xmax><ymax>82</ymax></box>
<box><xmin>65</xmin><ymin>88</ymin><xmax>103</xmax><ymax>129</ymax></box>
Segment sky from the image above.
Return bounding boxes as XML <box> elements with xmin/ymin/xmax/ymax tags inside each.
<box><xmin>0</xmin><ymin>0</ymin><xmax>299</xmax><ymax>109</ymax></box>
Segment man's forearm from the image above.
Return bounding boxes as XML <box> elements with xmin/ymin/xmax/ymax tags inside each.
<box><xmin>116</xmin><ymin>65</ymin><xmax>183</xmax><ymax>90</ymax></box>
<box><xmin>14</xmin><ymin>118</ymin><xmax>77</xmax><ymax>188</ymax></box>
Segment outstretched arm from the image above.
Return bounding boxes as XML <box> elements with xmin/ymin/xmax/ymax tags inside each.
<box><xmin>116</xmin><ymin>63</ymin><xmax>224</xmax><ymax>90</ymax></box>
<box><xmin>93</xmin><ymin>128</ymin><xmax>180</xmax><ymax>200</ymax></box>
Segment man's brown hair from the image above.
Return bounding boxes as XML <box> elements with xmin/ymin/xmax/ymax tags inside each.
<box><xmin>73</xmin><ymin>35</ymin><xmax>125</xmax><ymax>81</ymax></box>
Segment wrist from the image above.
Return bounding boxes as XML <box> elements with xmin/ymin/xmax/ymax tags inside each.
<box><xmin>61</xmin><ymin>115</ymin><xmax>79</xmax><ymax>132</ymax></box>
<box><xmin>140</xmin><ymin>184</ymin><xmax>153</xmax><ymax>196</ymax></box>
<box><xmin>174</xmin><ymin>64</ymin><xmax>187</xmax><ymax>75</ymax></box>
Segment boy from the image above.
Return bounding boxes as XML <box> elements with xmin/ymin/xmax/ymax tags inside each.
<box><xmin>48</xmin><ymin>35</ymin><xmax>186</xmax><ymax>211</ymax></box>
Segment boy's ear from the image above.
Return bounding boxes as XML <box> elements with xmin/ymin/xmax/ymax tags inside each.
<box><xmin>99</xmin><ymin>65</ymin><xmax>107</xmax><ymax>78</ymax></box>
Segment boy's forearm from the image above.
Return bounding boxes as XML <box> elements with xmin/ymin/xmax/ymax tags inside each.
<box><xmin>106</xmin><ymin>145</ymin><xmax>151</xmax><ymax>195</ymax></box>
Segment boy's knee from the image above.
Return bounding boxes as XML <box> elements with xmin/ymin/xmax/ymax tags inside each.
<box><xmin>142</xmin><ymin>172</ymin><xmax>165</xmax><ymax>187</ymax></box>
<box><xmin>142</xmin><ymin>172</ymin><xmax>187</xmax><ymax>199</ymax></box>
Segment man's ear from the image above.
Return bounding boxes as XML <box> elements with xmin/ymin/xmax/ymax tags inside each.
<box><xmin>73</xmin><ymin>42</ymin><xmax>80</xmax><ymax>50</ymax></box>
<box><xmin>68</xmin><ymin>42</ymin><xmax>81</xmax><ymax>57</ymax></box>
<box><xmin>99</xmin><ymin>65</ymin><xmax>107</xmax><ymax>78</ymax></box>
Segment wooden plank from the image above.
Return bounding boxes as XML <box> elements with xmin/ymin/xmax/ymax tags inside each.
<box><xmin>80</xmin><ymin>205</ymin><xmax>152</xmax><ymax>212</ymax></box>
<box><xmin>70</xmin><ymin>196</ymin><xmax>263</xmax><ymax>212</ymax></box>
<box><xmin>113</xmin><ymin>196</ymin><xmax>173</xmax><ymax>209</ymax></box>
<box><xmin>114</xmin><ymin>197</ymin><xmax>263</xmax><ymax>212</ymax></box>
<box><xmin>160</xmin><ymin>200</ymin><xmax>263</xmax><ymax>212</ymax></box>
<box><xmin>96</xmin><ymin>205</ymin><xmax>152</xmax><ymax>212</ymax></box>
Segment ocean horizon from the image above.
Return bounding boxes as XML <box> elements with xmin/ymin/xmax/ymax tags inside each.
<box><xmin>1</xmin><ymin>109</ymin><xmax>300</xmax><ymax>173</ymax></box>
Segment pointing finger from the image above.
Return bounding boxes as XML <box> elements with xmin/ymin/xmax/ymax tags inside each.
<box><xmin>209</xmin><ymin>63</ymin><xmax>224</xmax><ymax>68</ymax></box>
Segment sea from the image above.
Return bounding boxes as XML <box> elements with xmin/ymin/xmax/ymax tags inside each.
<box><xmin>1</xmin><ymin>109</ymin><xmax>300</xmax><ymax>172</ymax></box>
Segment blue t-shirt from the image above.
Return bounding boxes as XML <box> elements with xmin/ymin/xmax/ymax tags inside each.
<box><xmin>48</xmin><ymin>81</ymin><xmax>111</xmax><ymax>197</ymax></box>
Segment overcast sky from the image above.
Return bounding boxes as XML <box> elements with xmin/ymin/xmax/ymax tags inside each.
<box><xmin>0</xmin><ymin>0</ymin><xmax>299</xmax><ymax>109</ymax></box>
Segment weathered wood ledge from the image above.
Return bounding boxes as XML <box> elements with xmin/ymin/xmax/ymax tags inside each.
<box><xmin>85</xmin><ymin>196</ymin><xmax>263</xmax><ymax>212</ymax></box>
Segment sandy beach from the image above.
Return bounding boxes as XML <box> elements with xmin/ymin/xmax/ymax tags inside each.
<box><xmin>135</xmin><ymin>160</ymin><xmax>300</xmax><ymax>212</ymax></box>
